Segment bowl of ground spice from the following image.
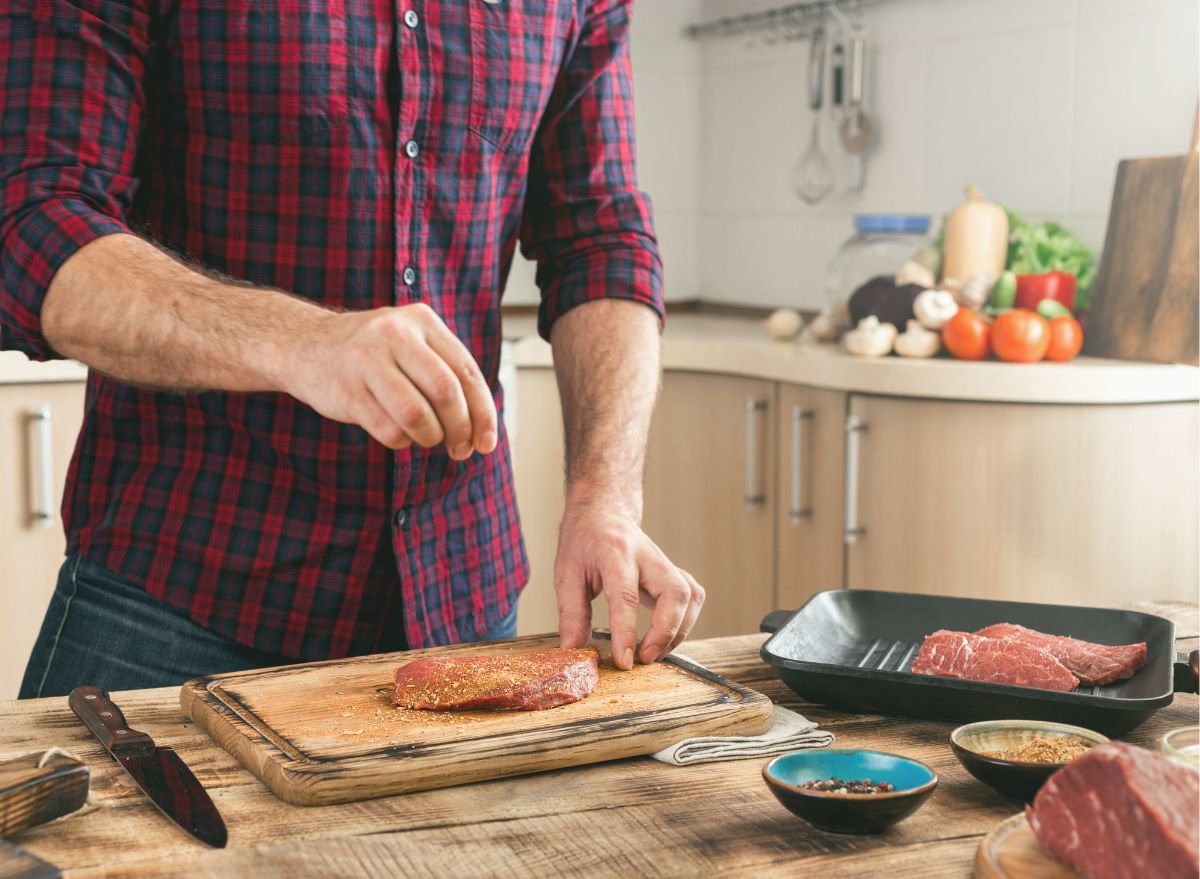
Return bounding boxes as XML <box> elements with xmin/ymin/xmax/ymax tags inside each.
<box><xmin>950</xmin><ymin>720</ymin><xmax>1110</xmax><ymax>803</ymax></box>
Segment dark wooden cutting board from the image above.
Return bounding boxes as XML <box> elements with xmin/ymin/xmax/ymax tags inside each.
<box><xmin>1083</xmin><ymin>148</ymin><xmax>1199</xmax><ymax>365</ymax></box>
<box><xmin>180</xmin><ymin>633</ymin><xmax>773</xmax><ymax>806</ymax></box>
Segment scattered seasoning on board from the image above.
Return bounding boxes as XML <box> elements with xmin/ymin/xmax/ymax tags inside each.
<box><xmin>800</xmin><ymin>777</ymin><xmax>895</xmax><ymax>794</ymax></box>
<box><xmin>979</xmin><ymin>736</ymin><xmax>1093</xmax><ymax>764</ymax></box>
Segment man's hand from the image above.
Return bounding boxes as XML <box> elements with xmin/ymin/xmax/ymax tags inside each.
<box><xmin>283</xmin><ymin>303</ymin><xmax>498</xmax><ymax>460</ymax></box>
<box><xmin>555</xmin><ymin>499</ymin><xmax>705</xmax><ymax>671</ymax></box>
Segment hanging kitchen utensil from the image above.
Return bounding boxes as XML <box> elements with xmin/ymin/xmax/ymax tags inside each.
<box><xmin>830</xmin><ymin>40</ymin><xmax>846</xmax><ymax>125</ymax></box>
<box><xmin>791</xmin><ymin>26</ymin><xmax>834</xmax><ymax>204</ymax></box>
<box><xmin>839</xmin><ymin>31</ymin><xmax>872</xmax><ymax>193</ymax></box>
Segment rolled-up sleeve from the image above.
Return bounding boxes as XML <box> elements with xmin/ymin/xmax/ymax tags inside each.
<box><xmin>519</xmin><ymin>0</ymin><xmax>664</xmax><ymax>342</ymax></box>
<box><xmin>0</xmin><ymin>0</ymin><xmax>148</xmax><ymax>360</ymax></box>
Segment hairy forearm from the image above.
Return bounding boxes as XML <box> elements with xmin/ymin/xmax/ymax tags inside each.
<box><xmin>550</xmin><ymin>299</ymin><xmax>662</xmax><ymax>519</ymax></box>
<box><xmin>41</xmin><ymin>233</ymin><xmax>327</xmax><ymax>392</ymax></box>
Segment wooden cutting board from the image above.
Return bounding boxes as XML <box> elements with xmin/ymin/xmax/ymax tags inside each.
<box><xmin>975</xmin><ymin>814</ymin><xmax>1080</xmax><ymax>879</ymax></box>
<box><xmin>180</xmin><ymin>633</ymin><xmax>774</xmax><ymax>806</ymax></box>
<box><xmin>1082</xmin><ymin>148</ymin><xmax>1199</xmax><ymax>365</ymax></box>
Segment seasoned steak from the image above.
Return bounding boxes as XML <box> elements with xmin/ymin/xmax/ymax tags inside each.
<box><xmin>1028</xmin><ymin>742</ymin><xmax>1199</xmax><ymax>879</ymax></box>
<box><xmin>910</xmin><ymin>630</ymin><xmax>1079</xmax><ymax>692</ymax></box>
<box><xmin>392</xmin><ymin>648</ymin><xmax>600</xmax><ymax>711</ymax></box>
<box><xmin>973</xmin><ymin>623</ymin><xmax>1147</xmax><ymax>686</ymax></box>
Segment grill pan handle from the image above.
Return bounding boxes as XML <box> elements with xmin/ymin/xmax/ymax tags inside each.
<box><xmin>760</xmin><ymin>610</ymin><xmax>795</xmax><ymax>634</ymax></box>
<box><xmin>1174</xmin><ymin>650</ymin><xmax>1200</xmax><ymax>694</ymax></box>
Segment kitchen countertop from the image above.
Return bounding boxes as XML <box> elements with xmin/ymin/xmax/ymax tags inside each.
<box><xmin>0</xmin><ymin>351</ymin><xmax>87</xmax><ymax>385</ymax></box>
<box><xmin>4</xmin><ymin>314</ymin><xmax>1197</xmax><ymax>405</ymax></box>
<box><xmin>2</xmin><ymin>603</ymin><xmax>1195</xmax><ymax>878</ymax></box>
<box><xmin>507</xmin><ymin>313</ymin><xmax>1200</xmax><ymax>405</ymax></box>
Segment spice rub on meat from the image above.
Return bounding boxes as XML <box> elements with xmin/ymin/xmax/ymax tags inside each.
<box><xmin>392</xmin><ymin>648</ymin><xmax>600</xmax><ymax>711</ymax></box>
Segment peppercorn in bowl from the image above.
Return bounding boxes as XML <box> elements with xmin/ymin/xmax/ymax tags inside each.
<box><xmin>950</xmin><ymin>719</ymin><xmax>1110</xmax><ymax>803</ymax></box>
<box><xmin>762</xmin><ymin>750</ymin><xmax>938</xmax><ymax>834</ymax></box>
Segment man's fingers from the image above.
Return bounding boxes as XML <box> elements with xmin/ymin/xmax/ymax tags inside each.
<box><xmin>422</xmin><ymin>322</ymin><xmax>498</xmax><ymax>455</ymax></box>
<box><xmin>601</xmin><ymin>560</ymin><xmax>641</xmax><ymax>670</ymax></box>
<box><xmin>637</xmin><ymin>558</ymin><xmax>691</xmax><ymax>665</ymax></box>
<box><xmin>392</xmin><ymin>344</ymin><xmax>472</xmax><ymax>457</ymax></box>
<box><xmin>357</xmin><ymin>382</ymin><xmax>414</xmax><ymax>449</ymax></box>
<box><xmin>555</xmin><ymin>562</ymin><xmax>594</xmax><ymax>650</ymax></box>
<box><xmin>666</xmin><ymin>569</ymin><xmax>705</xmax><ymax>655</ymax></box>
<box><xmin>364</xmin><ymin>364</ymin><xmax>443</xmax><ymax>448</ymax></box>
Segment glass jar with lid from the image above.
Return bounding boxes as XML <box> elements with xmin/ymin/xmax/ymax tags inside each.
<box><xmin>824</xmin><ymin>214</ymin><xmax>932</xmax><ymax>308</ymax></box>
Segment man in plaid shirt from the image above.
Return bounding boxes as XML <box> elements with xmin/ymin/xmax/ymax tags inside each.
<box><xmin>1</xmin><ymin>0</ymin><xmax>704</xmax><ymax>696</ymax></box>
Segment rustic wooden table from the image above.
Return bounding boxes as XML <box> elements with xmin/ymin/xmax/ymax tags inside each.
<box><xmin>1</xmin><ymin>603</ymin><xmax>1196</xmax><ymax>878</ymax></box>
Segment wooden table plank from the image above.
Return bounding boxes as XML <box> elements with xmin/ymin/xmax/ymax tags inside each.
<box><xmin>0</xmin><ymin>618</ymin><xmax>1195</xmax><ymax>878</ymax></box>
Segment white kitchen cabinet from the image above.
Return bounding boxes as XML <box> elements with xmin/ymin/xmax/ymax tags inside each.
<box><xmin>0</xmin><ymin>380</ymin><xmax>86</xmax><ymax>699</ymax></box>
<box><xmin>775</xmin><ymin>384</ymin><xmax>846</xmax><ymax>613</ymax></box>
<box><xmin>843</xmin><ymin>394</ymin><xmax>1200</xmax><ymax>606</ymax></box>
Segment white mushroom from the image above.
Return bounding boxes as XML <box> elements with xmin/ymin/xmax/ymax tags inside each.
<box><xmin>843</xmin><ymin>316</ymin><xmax>897</xmax><ymax>358</ymax></box>
<box><xmin>895</xmin><ymin>260</ymin><xmax>936</xmax><ymax>290</ymax></box>
<box><xmin>894</xmin><ymin>320</ymin><xmax>942</xmax><ymax>358</ymax></box>
<box><xmin>913</xmin><ymin>288</ymin><xmax>959</xmax><ymax>331</ymax></box>
<box><xmin>764</xmin><ymin>307</ymin><xmax>804</xmax><ymax>341</ymax></box>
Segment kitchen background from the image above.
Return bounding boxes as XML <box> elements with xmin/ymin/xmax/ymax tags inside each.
<box><xmin>2</xmin><ymin>0</ymin><xmax>1198</xmax><ymax>698</ymax></box>
<box><xmin>505</xmin><ymin>0</ymin><xmax>1200</xmax><ymax>310</ymax></box>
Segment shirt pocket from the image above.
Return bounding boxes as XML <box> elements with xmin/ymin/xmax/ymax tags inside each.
<box><xmin>467</xmin><ymin>0</ymin><xmax>564</xmax><ymax>155</ymax></box>
<box><xmin>166</xmin><ymin>0</ymin><xmax>350</xmax><ymax>145</ymax></box>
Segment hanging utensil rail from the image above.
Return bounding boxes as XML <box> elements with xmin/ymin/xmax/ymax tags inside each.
<box><xmin>685</xmin><ymin>0</ymin><xmax>889</xmax><ymax>42</ymax></box>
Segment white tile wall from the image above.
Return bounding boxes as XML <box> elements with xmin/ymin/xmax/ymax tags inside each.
<box><xmin>694</xmin><ymin>0</ymin><xmax>1198</xmax><ymax>310</ymax></box>
<box><xmin>506</xmin><ymin>0</ymin><xmax>1197</xmax><ymax>313</ymax></box>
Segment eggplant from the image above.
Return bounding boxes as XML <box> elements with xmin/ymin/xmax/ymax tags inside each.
<box><xmin>848</xmin><ymin>277</ymin><xmax>924</xmax><ymax>331</ymax></box>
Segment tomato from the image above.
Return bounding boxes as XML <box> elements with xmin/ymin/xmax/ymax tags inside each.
<box><xmin>942</xmin><ymin>309</ymin><xmax>991</xmax><ymax>361</ymax></box>
<box><xmin>1045</xmin><ymin>315</ymin><xmax>1084</xmax><ymax>362</ymax></box>
<box><xmin>991</xmin><ymin>309</ymin><xmax>1050</xmax><ymax>363</ymax></box>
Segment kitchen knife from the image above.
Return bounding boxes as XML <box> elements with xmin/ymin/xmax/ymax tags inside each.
<box><xmin>0</xmin><ymin>838</ymin><xmax>60</xmax><ymax>879</ymax></box>
<box><xmin>67</xmin><ymin>687</ymin><xmax>227</xmax><ymax>848</ymax></box>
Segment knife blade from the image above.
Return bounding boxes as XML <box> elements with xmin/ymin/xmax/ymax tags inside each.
<box><xmin>67</xmin><ymin>687</ymin><xmax>227</xmax><ymax>848</ymax></box>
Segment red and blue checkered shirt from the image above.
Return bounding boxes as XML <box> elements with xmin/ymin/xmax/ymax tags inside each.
<box><xmin>0</xmin><ymin>0</ymin><xmax>663</xmax><ymax>659</ymax></box>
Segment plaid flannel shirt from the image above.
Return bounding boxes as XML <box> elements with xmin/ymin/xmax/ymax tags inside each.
<box><xmin>0</xmin><ymin>0</ymin><xmax>663</xmax><ymax>658</ymax></box>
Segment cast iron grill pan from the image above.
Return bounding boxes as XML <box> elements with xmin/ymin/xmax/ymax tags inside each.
<box><xmin>760</xmin><ymin>590</ymin><xmax>1199</xmax><ymax>736</ymax></box>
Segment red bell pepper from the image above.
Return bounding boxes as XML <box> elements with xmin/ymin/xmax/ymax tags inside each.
<box><xmin>1013</xmin><ymin>271</ymin><xmax>1077</xmax><ymax>312</ymax></box>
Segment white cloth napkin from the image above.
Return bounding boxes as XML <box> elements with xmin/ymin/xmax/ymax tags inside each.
<box><xmin>651</xmin><ymin>654</ymin><xmax>834</xmax><ymax>766</ymax></box>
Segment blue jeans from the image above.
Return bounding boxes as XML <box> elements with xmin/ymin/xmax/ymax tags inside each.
<box><xmin>19</xmin><ymin>555</ymin><xmax>519</xmax><ymax>699</ymax></box>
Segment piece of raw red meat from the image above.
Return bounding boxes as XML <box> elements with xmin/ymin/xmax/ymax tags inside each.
<box><xmin>974</xmin><ymin>623</ymin><xmax>1147</xmax><ymax>686</ymax></box>
<box><xmin>392</xmin><ymin>648</ymin><xmax>600</xmax><ymax>711</ymax></box>
<box><xmin>1027</xmin><ymin>742</ymin><xmax>1199</xmax><ymax>879</ymax></box>
<box><xmin>910</xmin><ymin>630</ymin><xmax>1080</xmax><ymax>691</ymax></box>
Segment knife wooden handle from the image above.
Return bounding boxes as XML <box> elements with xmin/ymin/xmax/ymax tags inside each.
<box><xmin>68</xmin><ymin>687</ymin><xmax>155</xmax><ymax>756</ymax></box>
<box><xmin>0</xmin><ymin>752</ymin><xmax>89</xmax><ymax>837</ymax></box>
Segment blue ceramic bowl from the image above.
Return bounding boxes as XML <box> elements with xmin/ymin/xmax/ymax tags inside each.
<box><xmin>762</xmin><ymin>750</ymin><xmax>938</xmax><ymax>834</ymax></box>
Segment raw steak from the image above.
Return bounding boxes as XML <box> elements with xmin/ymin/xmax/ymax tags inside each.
<box><xmin>1027</xmin><ymin>742</ymin><xmax>1199</xmax><ymax>879</ymax></box>
<box><xmin>910</xmin><ymin>630</ymin><xmax>1080</xmax><ymax>691</ymax></box>
<box><xmin>974</xmin><ymin>623</ymin><xmax>1147</xmax><ymax>686</ymax></box>
<box><xmin>392</xmin><ymin>648</ymin><xmax>600</xmax><ymax>711</ymax></box>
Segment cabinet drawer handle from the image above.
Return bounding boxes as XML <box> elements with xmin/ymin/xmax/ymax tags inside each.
<box><xmin>844</xmin><ymin>414</ymin><xmax>867</xmax><ymax>544</ymax></box>
<box><xmin>790</xmin><ymin>406</ymin><xmax>814</xmax><ymax>523</ymax></box>
<box><xmin>744</xmin><ymin>397</ymin><xmax>768</xmax><ymax>509</ymax></box>
<box><xmin>32</xmin><ymin>404</ymin><xmax>55</xmax><ymax>528</ymax></box>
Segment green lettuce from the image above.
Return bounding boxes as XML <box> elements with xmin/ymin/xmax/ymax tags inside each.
<box><xmin>1004</xmin><ymin>209</ymin><xmax>1098</xmax><ymax>310</ymax></box>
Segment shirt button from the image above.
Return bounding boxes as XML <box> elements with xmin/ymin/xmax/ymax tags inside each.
<box><xmin>393</xmin><ymin>508</ymin><xmax>409</xmax><ymax>528</ymax></box>
<box><xmin>403</xmin><ymin>266</ymin><xmax>417</xmax><ymax>286</ymax></box>
<box><xmin>403</xmin><ymin>9</ymin><xmax>419</xmax><ymax>27</ymax></box>
<box><xmin>405</xmin><ymin>140</ymin><xmax>419</xmax><ymax>159</ymax></box>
